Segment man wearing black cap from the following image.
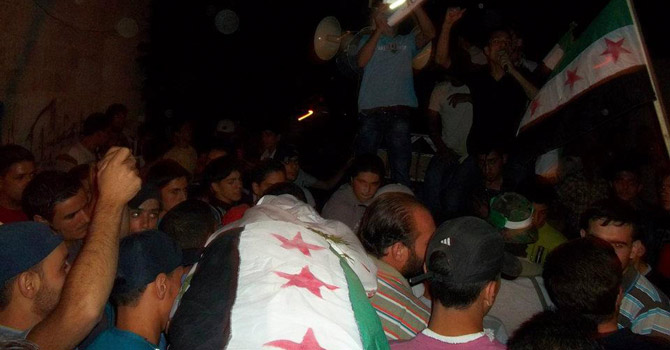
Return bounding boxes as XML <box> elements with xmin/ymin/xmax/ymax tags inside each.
<box><xmin>89</xmin><ymin>230</ymin><xmax>184</xmax><ymax>350</ymax></box>
<box><xmin>128</xmin><ymin>185</ymin><xmax>161</xmax><ymax>234</ymax></box>
<box><xmin>0</xmin><ymin>222</ymin><xmax>69</xmax><ymax>339</ymax></box>
<box><xmin>392</xmin><ymin>217</ymin><xmax>519</xmax><ymax>349</ymax></box>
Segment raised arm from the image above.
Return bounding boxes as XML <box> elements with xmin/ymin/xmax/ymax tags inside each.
<box><xmin>413</xmin><ymin>5</ymin><xmax>436</xmax><ymax>49</ymax></box>
<box><xmin>500</xmin><ymin>54</ymin><xmax>539</xmax><ymax>100</ymax></box>
<box><xmin>27</xmin><ymin>147</ymin><xmax>141</xmax><ymax>350</ymax></box>
<box><xmin>357</xmin><ymin>6</ymin><xmax>390</xmax><ymax>68</ymax></box>
<box><xmin>435</xmin><ymin>7</ymin><xmax>466</xmax><ymax>69</ymax></box>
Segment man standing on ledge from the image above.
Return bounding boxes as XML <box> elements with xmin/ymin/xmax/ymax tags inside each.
<box><xmin>356</xmin><ymin>1</ymin><xmax>435</xmax><ymax>187</ymax></box>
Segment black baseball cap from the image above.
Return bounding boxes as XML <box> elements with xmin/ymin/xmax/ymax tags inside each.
<box><xmin>112</xmin><ymin>230</ymin><xmax>183</xmax><ymax>295</ymax></box>
<box><xmin>409</xmin><ymin>217</ymin><xmax>521</xmax><ymax>285</ymax></box>
<box><xmin>128</xmin><ymin>184</ymin><xmax>161</xmax><ymax>210</ymax></box>
<box><xmin>0</xmin><ymin>222</ymin><xmax>63</xmax><ymax>285</ymax></box>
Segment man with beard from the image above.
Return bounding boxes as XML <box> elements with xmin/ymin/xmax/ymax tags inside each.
<box><xmin>357</xmin><ymin>192</ymin><xmax>435</xmax><ymax>340</ymax></box>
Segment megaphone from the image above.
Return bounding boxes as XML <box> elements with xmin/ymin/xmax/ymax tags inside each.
<box><xmin>314</xmin><ymin>13</ymin><xmax>432</xmax><ymax>77</ymax></box>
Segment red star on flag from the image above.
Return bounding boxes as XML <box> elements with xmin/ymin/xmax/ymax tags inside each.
<box><xmin>275</xmin><ymin>266</ymin><xmax>338</xmax><ymax>298</ymax></box>
<box><xmin>600</xmin><ymin>38</ymin><xmax>631</xmax><ymax>63</ymax></box>
<box><xmin>265</xmin><ymin>328</ymin><xmax>326</xmax><ymax>350</ymax></box>
<box><xmin>272</xmin><ymin>232</ymin><xmax>325</xmax><ymax>257</ymax></box>
<box><xmin>530</xmin><ymin>99</ymin><xmax>540</xmax><ymax>116</ymax></box>
<box><xmin>564</xmin><ymin>68</ymin><xmax>582</xmax><ymax>90</ymax></box>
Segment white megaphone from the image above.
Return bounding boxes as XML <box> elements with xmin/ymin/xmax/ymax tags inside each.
<box><xmin>314</xmin><ymin>14</ymin><xmax>432</xmax><ymax>76</ymax></box>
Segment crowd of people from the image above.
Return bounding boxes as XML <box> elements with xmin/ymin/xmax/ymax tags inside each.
<box><xmin>1</xmin><ymin>1</ymin><xmax>670</xmax><ymax>349</ymax></box>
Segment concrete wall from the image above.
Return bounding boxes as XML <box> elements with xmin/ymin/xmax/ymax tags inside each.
<box><xmin>0</xmin><ymin>0</ymin><xmax>149</xmax><ymax>164</ymax></box>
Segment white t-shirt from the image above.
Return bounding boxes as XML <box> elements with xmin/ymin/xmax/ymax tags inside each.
<box><xmin>428</xmin><ymin>81</ymin><xmax>473</xmax><ymax>160</ymax></box>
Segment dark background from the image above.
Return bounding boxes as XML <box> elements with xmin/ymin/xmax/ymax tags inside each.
<box><xmin>140</xmin><ymin>0</ymin><xmax>668</xmax><ymax>175</ymax></box>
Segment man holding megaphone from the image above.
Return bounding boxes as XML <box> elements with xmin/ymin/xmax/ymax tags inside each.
<box><xmin>355</xmin><ymin>0</ymin><xmax>435</xmax><ymax>187</ymax></box>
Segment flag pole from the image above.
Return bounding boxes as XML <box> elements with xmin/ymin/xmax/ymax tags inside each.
<box><xmin>626</xmin><ymin>0</ymin><xmax>670</xmax><ymax>158</ymax></box>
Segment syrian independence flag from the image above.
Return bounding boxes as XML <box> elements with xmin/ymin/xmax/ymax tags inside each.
<box><xmin>517</xmin><ymin>0</ymin><xmax>655</xmax><ymax>139</ymax></box>
<box><xmin>168</xmin><ymin>196</ymin><xmax>389</xmax><ymax>350</ymax></box>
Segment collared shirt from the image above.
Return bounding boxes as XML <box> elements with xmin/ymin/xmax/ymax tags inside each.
<box><xmin>369</xmin><ymin>257</ymin><xmax>430</xmax><ymax>340</ymax></box>
<box><xmin>619</xmin><ymin>266</ymin><xmax>670</xmax><ymax>340</ymax></box>
<box><xmin>390</xmin><ymin>328</ymin><xmax>505</xmax><ymax>350</ymax></box>
<box><xmin>88</xmin><ymin>328</ymin><xmax>166</xmax><ymax>350</ymax></box>
<box><xmin>321</xmin><ymin>184</ymin><xmax>370</xmax><ymax>231</ymax></box>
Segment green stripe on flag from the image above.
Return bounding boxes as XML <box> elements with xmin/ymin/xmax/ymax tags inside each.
<box><xmin>551</xmin><ymin>0</ymin><xmax>633</xmax><ymax>78</ymax></box>
<box><xmin>337</xmin><ymin>250</ymin><xmax>390</xmax><ymax>350</ymax></box>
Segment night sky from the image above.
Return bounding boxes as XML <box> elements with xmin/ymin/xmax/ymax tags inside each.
<box><xmin>141</xmin><ymin>0</ymin><xmax>666</xmax><ymax>166</ymax></box>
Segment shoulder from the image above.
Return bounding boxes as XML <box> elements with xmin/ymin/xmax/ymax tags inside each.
<box><xmin>632</xmin><ymin>274</ymin><xmax>670</xmax><ymax>305</ymax></box>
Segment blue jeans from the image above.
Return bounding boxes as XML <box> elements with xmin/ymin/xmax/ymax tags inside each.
<box><xmin>356</xmin><ymin>108</ymin><xmax>412</xmax><ymax>186</ymax></box>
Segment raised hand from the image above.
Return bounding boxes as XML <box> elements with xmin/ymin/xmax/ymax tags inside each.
<box><xmin>97</xmin><ymin>147</ymin><xmax>141</xmax><ymax>205</ymax></box>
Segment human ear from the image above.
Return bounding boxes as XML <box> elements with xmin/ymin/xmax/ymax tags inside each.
<box><xmin>17</xmin><ymin>271</ymin><xmax>40</xmax><ymax>299</ymax></box>
<box><xmin>155</xmin><ymin>273</ymin><xmax>168</xmax><ymax>300</ymax></box>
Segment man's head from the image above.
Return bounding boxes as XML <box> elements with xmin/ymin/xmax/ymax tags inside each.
<box><xmin>110</xmin><ymin>230</ymin><xmax>184</xmax><ymax>331</ymax></box>
<box><xmin>275</xmin><ymin>146</ymin><xmax>300</xmax><ymax>182</ymax></box>
<box><xmin>580</xmin><ymin>200</ymin><xmax>641</xmax><ymax>269</ymax></box>
<box><xmin>483</xmin><ymin>28</ymin><xmax>512</xmax><ymax>68</ymax></box>
<box><xmin>0</xmin><ymin>223</ymin><xmax>70</xmax><ymax>327</ymax></box>
<box><xmin>507</xmin><ymin>310</ymin><xmax>601</xmax><ymax>350</ymax></box>
<box><xmin>358</xmin><ymin>193</ymin><xmax>435</xmax><ymax>279</ymax></box>
<box><xmin>204</xmin><ymin>156</ymin><xmax>243</xmax><ymax>205</ymax></box>
<box><xmin>105</xmin><ymin>103</ymin><xmax>128</xmax><ymax>133</ymax></box>
<box><xmin>412</xmin><ymin>217</ymin><xmax>520</xmax><ymax>314</ymax></box>
<box><xmin>250</xmin><ymin>159</ymin><xmax>286</xmax><ymax>199</ymax></box>
<box><xmin>171</xmin><ymin>120</ymin><xmax>194</xmax><ymax>147</ymax></box>
<box><xmin>145</xmin><ymin>160</ymin><xmax>190</xmax><ymax>213</ymax></box>
<box><xmin>488</xmin><ymin>192</ymin><xmax>538</xmax><ymax>252</ymax></box>
<box><xmin>128</xmin><ymin>185</ymin><xmax>162</xmax><ymax>233</ymax></box>
<box><xmin>611</xmin><ymin>169</ymin><xmax>642</xmax><ymax>203</ymax></box>
<box><xmin>22</xmin><ymin>171</ymin><xmax>90</xmax><ymax>240</ymax></box>
<box><xmin>81</xmin><ymin>112</ymin><xmax>112</xmax><ymax>148</ymax></box>
<box><xmin>350</xmin><ymin>154</ymin><xmax>385</xmax><ymax>203</ymax></box>
<box><xmin>476</xmin><ymin>146</ymin><xmax>507</xmax><ymax>185</ymax></box>
<box><xmin>518</xmin><ymin>181</ymin><xmax>555</xmax><ymax>228</ymax></box>
<box><xmin>544</xmin><ymin>237</ymin><xmax>623</xmax><ymax>326</ymax></box>
<box><xmin>263</xmin><ymin>182</ymin><xmax>308</xmax><ymax>203</ymax></box>
<box><xmin>0</xmin><ymin>145</ymin><xmax>36</xmax><ymax>208</ymax></box>
<box><xmin>204</xmin><ymin>139</ymin><xmax>232</xmax><ymax>165</ymax></box>
<box><xmin>159</xmin><ymin>200</ymin><xmax>220</xmax><ymax>265</ymax></box>
<box><xmin>260</xmin><ymin>128</ymin><xmax>280</xmax><ymax>153</ymax></box>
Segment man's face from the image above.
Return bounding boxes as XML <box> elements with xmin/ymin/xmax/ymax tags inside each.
<box><xmin>584</xmin><ymin>219</ymin><xmax>636</xmax><ymax>269</ymax></box>
<box><xmin>0</xmin><ymin>161</ymin><xmax>36</xmax><ymax>206</ymax></box>
<box><xmin>478</xmin><ymin>151</ymin><xmax>505</xmax><ymax>183</ymax></box>
<box><xmin>254</xmin><ymin>171</ymin><xmax>286</xmax><ymax>197</ymax></box>
<box><xmin>50</xmin><ymin>189</ymin><xmax>91</xmax><ymax>240</ymax></box>
<box><xmin>612</xmin><ymin>171</ymin><xmax>642</xmax><ymax>202</ymax></box>
<box><xmin>129</xmin><ymin>199</ymin><xmax>161</xmax><ymax>233</ymax></box>
<box><xmin>351</xmin><ymin>172</ymin><xmax>381</xmax><ymax>203</ymax></box>
<box><xmin>161</xmin><ymin>177</ymin><xmax>188</xmax><ymax>213</ymax></box>
<box><xmin>485</xmin><ymin>31</ymin><xmax>512</xmax><ymax>64</ymax></box>
<box><xmin>283</xmin><ymin>158</ymin><xmax>300</xmax><ymax>182</ymax></box>
<box><xmin>401</xmin><ymin>207</ymin><xmax>435</xmax><ymax>279</ymax></box>
<box><xmin>532</xmin><ymin>203</ymin><xmax>548</xmax><ymax>228</ymax></box>
<box><xmin>261</xmin><ymin>131</ymin><xmax>279</xmax><ymax>151</ymax></box>
<box><xmin>34</xmin><ymin>243</ymin><xmax>70</xmax><ymax>317</ymax></box>
<box><xmin>212</xmin><ymin>170</ymin><xmax>243</xmax><ymax>204</ymax></box>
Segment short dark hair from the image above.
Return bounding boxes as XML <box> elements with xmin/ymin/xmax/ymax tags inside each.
<box><xmin>203</xmin><ymin>156</ymin><xmax>240</xmax><ymax>187</ymax></box>
<box><xmin>145</xmin><ymin>159</ymin><xmax>191</xmax><ymax>190</ymax></box>
<box><xmin>22</xmin><ymin>171</ymin><xmax>82</xmax><ymax>221</ymax></box>
<box><xmin>263</xmin><ymin>182</ymin><xmax>307</xmax><ymax>203</ymax></box>
<box><xmin>81</xmin><ymin>112</ymin><xmax>111</xmax><ymax>137</ymax></box>
<box><xmin>0</xmin><ymin>144</ymin><xmax>34</xmax><ymax>176</ymax></box>
<box><xmin>250</xmin><ymin>159</ymin><xmax>285</xmax><ymax>185</ymax></box>
<box><xmin>580</xmin><ymin>200</ymin><xmax>641</xmax><ymax>241</ymax></box>
<box><xmin>110</xmin><ymin>285</ymin><xmax>147</xmax><ymax>307</ymax></box>
<box><xmin>543</xmin><ymin>237</ymin><xmax>622</xmax><ymax>325</ymax></box>
<box><xmin>159</xmin><ymin>199</ymin><xmax>219</xmax><ymax>251</ymax></box>
<box><xmin>472</xmin><ymin>142</ymin><xmax>507</xmax><ymax>158</ymax></box>
<box><xmin>105</xmin><ymin>103</ymin><xmax>128</xmax><ymax>119</ymax></box>
<box><xmin>508</xmin><ymin>310</ymin><xmax>601</xmax><ymax>350</ymax></box>
<box><xmin>357</xmin><ymin>193</ymin><xmax>425</xmax><ymax>258</ymax></box>
<box><xmin>427</xmin><ymin>250</ymin><xmax>494</xmax><ymax>309</ymax></box>
<box><xmin>350</xmin><ymin>154</ymin><xmax>385</xmax><ymax>180</ymax></box>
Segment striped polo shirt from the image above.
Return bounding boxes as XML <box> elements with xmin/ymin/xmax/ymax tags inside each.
<box><xmin>619</xmin><ymin>266</ymin><xmax>670</xmax><ymax>340</ymax></box>
<box><xmin>369</xmin><ymin>257</ymin><xmax>431</xmax><ymax>340</ymax></box>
